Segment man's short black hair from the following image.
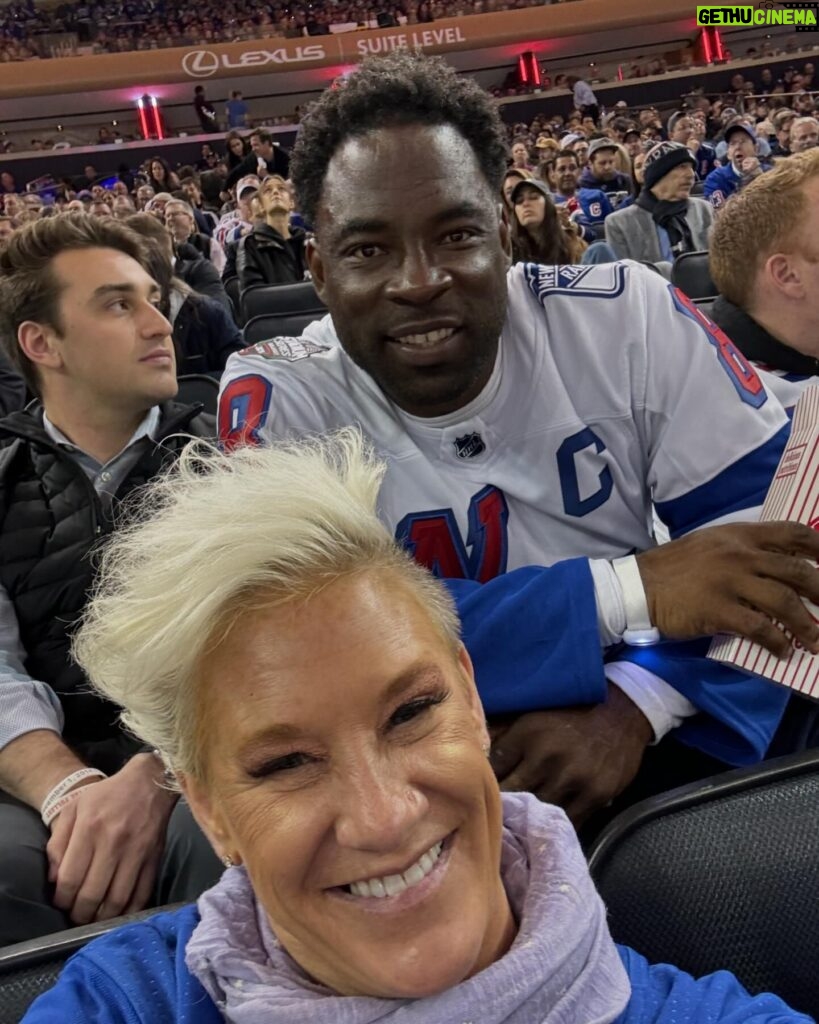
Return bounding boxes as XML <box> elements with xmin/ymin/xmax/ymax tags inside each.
<box><xmin>250</xmin><ymin>129</ymin><xmax>273</xmax><ymax>147</ymax></box>
<box><xmin>291</xmin><ymin>51</ymin><xmax>509</xmax><ymax>227</ymax></box>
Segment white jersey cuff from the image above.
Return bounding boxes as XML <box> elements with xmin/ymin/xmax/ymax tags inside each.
<box><xmin>606</xmin><ymin>662</ymin><xmax>699</xmax><ymax>743</ymax></box>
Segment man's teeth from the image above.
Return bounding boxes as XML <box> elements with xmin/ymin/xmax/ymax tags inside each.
<box><xmin>348</xmin><ymin>841</ymin><xmax>443</xmax><ymax>898</ymax></box>
<box><xmin>396</xmin><ymin>328</ymin><xmax>456</xmax><ymax>347</ymax></box>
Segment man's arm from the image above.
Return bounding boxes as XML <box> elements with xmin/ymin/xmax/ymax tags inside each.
<box><xmin>236</xmin><ymin>236</ymin><xmax>267</xmax><ymax>291</ymax></box>
<box><xmin>604</xmin><ymin>212</ymin><xmax>630</xmax><ymax>260</ymax></box>
<box><xmin>0</xmin><ymin>582</ymin><xmax>81</xmax><ymax>806</ymax></box>
<box><xmin>0</xmin><ymin>582</ymin><xmax>178</xmax><ymax>925</ymax></box>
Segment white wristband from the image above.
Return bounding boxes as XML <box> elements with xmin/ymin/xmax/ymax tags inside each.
<box><xmin>40</xmin><ymin>768</ymin><xmax>106</xmax><ymax>819</ymax></box>
<box><xmin>42</xmin><ymin>787</ymin><xmax>88</xmax><ymax>827</ymax></box>
<box><xmin>611</xmin><ymin>555</ymin><xmax>660</xmax><ymax>645</ymax></box>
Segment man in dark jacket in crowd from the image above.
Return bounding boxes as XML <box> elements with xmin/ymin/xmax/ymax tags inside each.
<box><xmin>226</xmin><ymin>129</ymin><xmax>290</xmax><ymax>191</ymax></box>
<box><xmin>578</xmin><ymin>137</ymin><xmax>633</xmax><ymax>196</ymax></box>
<box><xmin>236</xmin><ymin>175</ymin><xmax>307</xmax><ymax>290</ymax></box>
<box><xmin>0</xmin><ymin>215</ymin><xmax>222</xmax><ymax>944</ymax></box>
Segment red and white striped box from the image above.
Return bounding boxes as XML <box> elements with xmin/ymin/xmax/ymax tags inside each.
<box><xmin>708</xmin><ymin>385</ymin><xmax>819</xmax><ymax>700</ymax></box>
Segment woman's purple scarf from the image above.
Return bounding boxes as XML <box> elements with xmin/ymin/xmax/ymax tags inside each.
<box><xmin>186</xmin><ymin>793</ymin><xmax>631</xmax><ymax>1023</ymax></box>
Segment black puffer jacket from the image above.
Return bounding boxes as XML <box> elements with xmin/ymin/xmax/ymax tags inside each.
<box><xmin>236</xmin><ymin>224</ymin><xmax>307</xmax><ymax>290</ymax></box>
<box><xmin>0</xmin><ymin>401</ymin><xmax>215</xmax><ymax>774</ymax></box>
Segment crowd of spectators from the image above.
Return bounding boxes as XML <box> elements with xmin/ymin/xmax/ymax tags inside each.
<box><xmin>0</xmin><ymin>0</ymin><xmax>563</xmax><ymax>60</ymax></box>
<box><xmin>2</xmin><ymin>55</ymin><xmax>819</xmax><ymax>270</ymax></box>
<box><xmin>1</xmin><ymin>48</ymin><xmax>818</xmax><ymax>1024</ymax></box>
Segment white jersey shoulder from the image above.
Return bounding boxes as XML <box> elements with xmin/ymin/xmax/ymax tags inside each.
<box><xmin>219</xmin><ymin>261</ymin><xmax>788</xmax><ymax>573</ymax></box>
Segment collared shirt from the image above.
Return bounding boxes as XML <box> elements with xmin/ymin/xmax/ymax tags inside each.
<box><xmin>0</xmin><ymin>407</ymin><xmax>161</xmax><ymax>754</ymax></box>
<box><xmin>573</xmin><ymin>80</ymin><xmax>597</xmax><ymax>108</ymax></box>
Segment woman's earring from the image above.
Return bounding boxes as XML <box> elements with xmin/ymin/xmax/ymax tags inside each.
<box><xmin>222</xmin><ymin>854</ymin><xmax>235</xmax><ymax>868</ymax></box>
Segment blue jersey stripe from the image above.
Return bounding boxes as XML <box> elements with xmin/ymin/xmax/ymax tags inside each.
<box><xmin>655</xmin><ymin>422</ymin><xmax>790</xmax><ymax>539</ymax></box>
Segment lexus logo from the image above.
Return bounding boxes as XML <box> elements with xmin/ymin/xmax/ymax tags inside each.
<box><xmin>182</xmin><ymin>50</ymin><xmax>220</xmax><ymax>78</ymax></box>
<box><xmin>181</xmin><ymin>44</ymin><xmax>326</xmax><ymax>78</ymax></box>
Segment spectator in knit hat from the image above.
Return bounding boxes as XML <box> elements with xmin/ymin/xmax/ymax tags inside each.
<box><xmin>605</xmin><ymin>141</ymin><xmax>713</xmax><ymax>269</ymax></box>
<box><xmin>578</xmin><ymin>137</ymin><xmax>633</xmax><ymax>196</ymax></box>
<box><xmin>704</xmin><ymin>121</ymin><xmax>771</xmax><ymax>209</ymax></box>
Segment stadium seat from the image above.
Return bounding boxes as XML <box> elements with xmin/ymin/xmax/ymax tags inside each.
<box><xmin>0</xmin><ymin>905</ymin><xmax>182</xmax><ymax>1024</ymax></box>
<box><xmin>671</xmin><ymin>249</ymin><xmax>717</xmax><ymax>300</ymax></box>
<box><xmin>587</xmin><ymin>750</ymin><xmax>819</xmax><ymax>1016</ymax></box>
<box><xmin>239</xmin><ymin>281</ymin><xmax>325</xmax><ymax>326</ymax></box>
<box><xmin>223</xmin><ymin>276</ymin><xmax>241</xmax><ymax>323</ymax></box>
<box><xmin>176</xmin><ymin>373</ymin><xmax>219</xmax><ymax>414</ymax></box>
<box><xmin>243</xmin><ymin>310</ymin><xmax>327</xmax><ymax>346</ymax></box>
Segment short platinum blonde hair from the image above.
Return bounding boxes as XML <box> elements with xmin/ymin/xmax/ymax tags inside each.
<box><xmin>73</xmin><ymin>430</ymin><xmax>461</xmax><ymax>781</ymax></box>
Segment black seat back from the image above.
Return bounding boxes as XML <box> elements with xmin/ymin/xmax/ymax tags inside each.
<box><xmin>671</xmin><ymin>249</ymin><xmax>717</xmax><ymax>300</ymax></box>
<box><xmin>223</xmin><ymin>276</ymin><xmax>241</xmax><ymax>323</ymax></box>
<box><xmin>588</xmin><ymin>751</ymin><xmax>819</xmax><ymax>1016</ymax></box>
<box><xmin>243</xmin><ymin>310</ymin><xmax>327</xmax><ymax>346</ymax></box>
<box><xmin>239</xmin><ymin>281</ymin><xmax>325</xmax><ymax>326</ymax></box>
<box><xmin>176</xmin><ymin>373</ymin><xmax>219</xmax><ymax>415</ymax></box>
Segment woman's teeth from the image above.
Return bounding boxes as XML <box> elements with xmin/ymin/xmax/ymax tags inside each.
<box><xmin>395</xmin><ymin>328</ymin><xmax>456</xmax><ymax>348</ymax></box>
<box><xmin>348</xmin><ymin>841</ymin><xmax>443</xmax><ymax>898</ymax></box>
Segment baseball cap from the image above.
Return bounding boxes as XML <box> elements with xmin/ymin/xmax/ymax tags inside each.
<box><xmin>588</xmin><ymin>137</ymin><xmax>618</xmax><ymax>158</ymax></box>
<box><xmin>724</xmin><ymin>120</ymin><xmax>757</xmax><ymax>144</ymax></box>
<box><xmin>623</xmin><ymin>127</ymin><xmax>641</xmax><ymax>141</ymax></box>
<box><xmin>559</xmin><ymin>132</ymin><xmax>583</xmax><ymax>150</ymax></box>
<box><xmin>509</xmin><ymin>178</ymin><xmax>553</xmax><ymax>204</ymax></box>
<box><xmin>236</xmin><ymin>175</ymin><xmax>261</xmax><ymax>198</ymax></box>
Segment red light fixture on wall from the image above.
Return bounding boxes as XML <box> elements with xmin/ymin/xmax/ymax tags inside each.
<box><xmin>136</xmin><ymin>94</ymin><xmax>165</xmax><ymax>140</ymax></box>
<box><xmin>698</xmin><ymin>26</ymin><xmax>724</xmax><ymax>64</ymax></box>
<box><xmin>516</xmin><ymin>51</ymin><xmax>541</xmax><ymax>89</ymax></box>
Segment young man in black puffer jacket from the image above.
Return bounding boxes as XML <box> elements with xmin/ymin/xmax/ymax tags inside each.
<box><xmin>0</xmin><ymin>214</ymin><xmax>222</xmax><ymax>945</ymax></box>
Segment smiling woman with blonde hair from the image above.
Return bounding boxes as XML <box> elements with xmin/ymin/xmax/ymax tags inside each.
<box><xmin>22</xmin><ymin>431</ymin><xmax>812</xmax><ymax>1024</ymax></box>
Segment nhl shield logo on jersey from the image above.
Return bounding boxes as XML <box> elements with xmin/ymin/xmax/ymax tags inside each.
<box><xmin>453</xmin><ymin>432</ymin><xmax>486</xmax><ymax>459</ymax></box>
<box><xmin>524</xmin><ymin>261</ymin><xmax>626</xmax><ymax>301</ymax></box>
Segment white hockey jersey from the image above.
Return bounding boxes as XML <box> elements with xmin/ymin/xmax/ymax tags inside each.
<box><xmin>219</xmin><ymin>261</ymin><xmax>789</xmax><ymax>580</ymax></box>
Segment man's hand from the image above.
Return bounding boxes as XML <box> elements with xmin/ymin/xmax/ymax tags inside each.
<box><xmin>740</xmin><ymin>155</ymin><xmax>761</xmax><ymax>177</ymax></box>
<box><xmin>489</xmin><ymin>684</ymin><xmax>652</xmax><ymax>825</ymax></box>
<box><xmin>637</xmin><ymin>522</ymin><xmax>819</xmax><ymax>657</ymax></box>
<box><xmin>47</xmin><ymin>753</ymin><xmax>178</xmax><ymax>926</ymax></box>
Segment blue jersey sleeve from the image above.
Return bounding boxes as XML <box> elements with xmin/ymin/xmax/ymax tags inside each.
<box><xmin>446</xmin><ymin>558</ymin><xmax>608</xmax><ymax>714</ymax></box>
<box><xmin>617</xmin><ymin>946</ymin><xmax>813</xmax><ymax>1024</ymax></box>
<box><xmin>612</xmin><ymin>639</ymin><xmax>788</xmax><ymax>765</ymax></box>
<box><xmin>22</xmin><ymin>908</ymin><xmax>221</xmax><ymax>1024</ymax></box>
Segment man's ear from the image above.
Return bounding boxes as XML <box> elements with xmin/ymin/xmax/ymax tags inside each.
<box><xmin>17</xmin><ymin>322</ymin><xmax>63</xmax><ymax>372</ymax></box>
<box><xmin>306</xmin><ymin>237</ymin><xmax>328</xmax><ymax>305</ymax></box>
<box><xmin>765</xmin><ymin>252</ymin><xmax>805</xmax><ymax>301</ymax></box>
<box><xmin>177</xmin><ymin>772</ymin><xmax>241</xmax><ymax>866</ymax></box>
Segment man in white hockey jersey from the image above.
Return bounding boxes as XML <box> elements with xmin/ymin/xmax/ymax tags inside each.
<box><xmin>219</xmin><ymin>53</ymin><xmax>819</xmax><ymax>822</ymax></box>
